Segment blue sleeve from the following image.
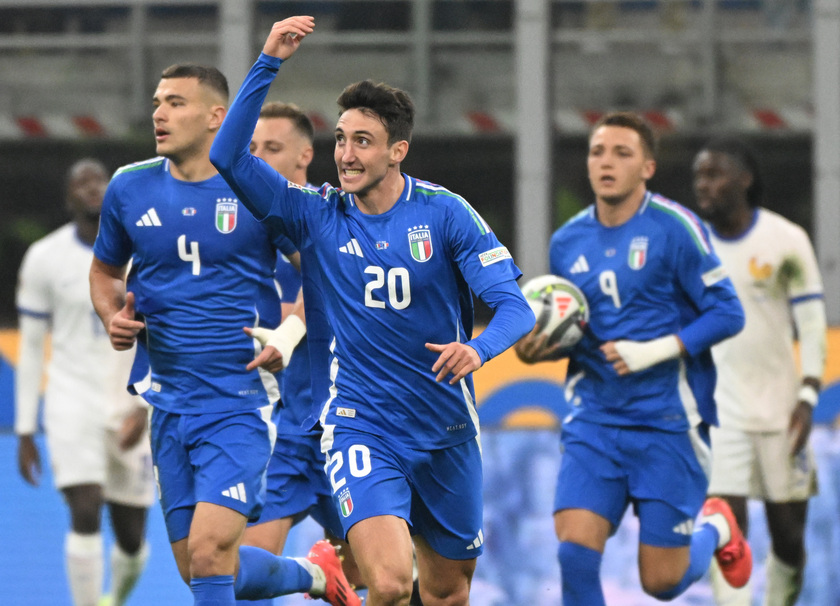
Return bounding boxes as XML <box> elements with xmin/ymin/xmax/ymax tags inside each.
<box><xmin>274</xmin><ymin>233</ymin><xmax>297</xmax><ymax>257</ymax></box>
<box><xmin>93</xmin><ymin>177</ymin><xmax>132</xmax><ymax>266</ymax></box>
<box><xmin>466</xmin><ymin>279</ymin><xmax>535</xmax><ymax>364</ymax></box>
<box><xmin>673</xmin><ymin>222</ymin><xmax>745</xmax><ymax>356</ymax></box>
<box><xmin>210</xmin><ymin>53</ymin><xmax>289</xmax><ymax>223</ymax></box>
<box><xmin>274</xmin><ymin>254</ymin><xmax>302</xmax><ymax>304</ymax></box>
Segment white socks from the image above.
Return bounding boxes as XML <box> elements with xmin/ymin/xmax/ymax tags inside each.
<box><xmin>763</xmin><ymin>552</ymin><xmax>803</xmax><ymax>606</ymax></box>
<box><xmin>66</xmin><ymin>532</ymin><xmax>103</xmax><ymax>606</ymax></box>
<box><xmin>709</xmin><ymin>558</ymin><xmax>752</xmax><ymax>606</ymax></box>
<box><xmin>702</xmin><ymin>512</ymin><xmax>732</xmax><ymax>549</ymax></box>
<box><xmin>293</xmin><ymin>557</ymin><xmax>327</xmax><ymax>596</ymax></box>
<box><xmin>110</xmin><ymin>542</ymin><xmax>149</xmax><ymax>605</ymax></box>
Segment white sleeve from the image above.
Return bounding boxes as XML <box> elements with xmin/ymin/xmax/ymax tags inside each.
<box><xmin>15</xmin><ymin>314</ymin><xmax>48</xmax><ymax>435</ymax></box>
<box><xmin>792</xmin><ymin>298</ymin><xmax>827</xmax><ymax>381</ymax></box>
<box><xmin>786</xmin><ymin>224</ymin><xmax>824</xmax><ymax>299</ymax></box>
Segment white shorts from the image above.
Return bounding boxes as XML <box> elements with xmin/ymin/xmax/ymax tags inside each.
<box><xmin>708</xmin><ymin>425</ymin><xmax>817</xmax><ymax>502</ymax></box>
<box><xmin>45</xmin><ymin>407</ymin><xmax>155</xmax><ymax>508</ymax></box>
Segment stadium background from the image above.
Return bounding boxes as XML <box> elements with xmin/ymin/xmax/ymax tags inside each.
<box><xmin>1</xmin><ymin>1</ymin><xmax>838</xmax><ymax>604</ymax></box>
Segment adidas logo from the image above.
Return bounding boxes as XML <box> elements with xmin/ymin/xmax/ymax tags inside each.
<box><xmin>466</xmin><ymin>529</ymin><xmax>484</xmax><ymax>550</ymax></box>
<box><xmin>569</xmin><ymin>255</ymin><xmax>589</xmax><ymax>273</ymax></box>
<box><xmin>672</xmin><ymin>519</ymin><xmax>694</xmax><ymax>536</ymax></box>
<box><xmin>222</xmin><ymin>482</ymin><xmax>247</xmax><ymax>503</ymax></box>
<box><xmin>339</xmin><ymin>238</ymin><xmax>364</xmax><ymax>257</ymax></box>
<box><xmin>136</xmin><ymin>208</ymin><xmax>162</xmax><ymax>227</ymax></box>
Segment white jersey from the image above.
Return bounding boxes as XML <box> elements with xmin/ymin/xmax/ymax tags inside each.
<box><xmin>709</xmin><ymin>208</ymin><xmax>823</xmax><ymax>431</ymax></box>
<box><xmin>16</xmin><ymin>223</ymin><xmax>141</xmax><ymax>431</ymax></box>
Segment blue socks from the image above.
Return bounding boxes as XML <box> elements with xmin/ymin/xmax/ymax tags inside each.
<box><xmin>233</xmin><ymin>545</ymin><xmax>313</xmax><ymax>600</ymax></box>
<box><xmin>653</xmin><ymin>522</ymin><xmax>719</xmax><ymax>600</ymax></box>
<box><xmin>191</xmin><ymin>575</ymin><xmax>235</xmax><ymax>606</ymax></box>
<box><xmin>558</xmin><ymin>541</ymin><xmax>606</xmax><ymax>606</ymax></box>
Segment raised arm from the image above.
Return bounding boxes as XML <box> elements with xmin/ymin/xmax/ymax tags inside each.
<box><xmin>209</xmin><ymin>16</ymin><xmax>314</xmax><ymax>220</ymax></box>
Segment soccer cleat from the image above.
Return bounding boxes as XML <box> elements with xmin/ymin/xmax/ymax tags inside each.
<box><xmin>703</xmin><ymin>497</ymin><xmax>753</xmax><ymax>588</ymax></box>
<box><xmin>306</xmin><ymin>540</ymin><xmax>362</xmax><ymax>606</ymax></box>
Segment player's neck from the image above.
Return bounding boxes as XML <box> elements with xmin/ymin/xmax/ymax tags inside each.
<box><xmin>167</xmin><ymin>150</ymin><xmax>218</xmax><ymax>182</ymax></box>
<box><xmin>712</xmin><ymin>205</ymin><xmax>754</xmax><ymax>239</ymax></box>
<box><xmin>75</xmin><ymin>218</ymin><xmax>99</xmax><ymax>246</ymax></box>
<box><xmin>596</xmin><ymin>186</ymin><xmax>646</xmax><ymax>227</ymax></box>
<box><xmin>355</xmin><ymin>171</ymin><xmax>405</xmax><ymax>216</ymax></box>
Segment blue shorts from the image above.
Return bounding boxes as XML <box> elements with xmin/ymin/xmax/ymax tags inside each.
<box><xmin>254</xmin><ymin>431</ymin><xmax>343</xmax><ymax>538</ymax></box>
<box><xmin>323</xmin><ymin>428</ymin><xmax>484</xmax><ymax>559</ymax></box>
<box><xmin>554</xmin><ymin>418</ymin><xmax>711</xmax><ymax>548</ymax></box>
<box><xmin>150</xmin><ymin>407</ymin><xmax>273</xmax><ymax>543</ymax></box>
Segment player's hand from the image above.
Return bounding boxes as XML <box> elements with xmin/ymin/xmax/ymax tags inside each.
<box><xmin>244</xmin><ymin>327</ymin><xmax>287</xmax><ymax>373</ymax></box>
<box><xmin>17</xmin><ymin>434</ymin><xmax>41</xmax><ymax>486</ymax></box>
<box><xmin>263</xmin><ymin>16</ymin><xmax>315</xmax><ymax>60</ymax></box>
<box><xmin>426</xmin><ymin>342</ymin><xmax>481</xmax><ymax>385</ymax></box>
<box><xmin>118</xmin><ymin>406</ymin><xmax>148</xmax><ymax>451</ymax></box>
<box><xmin>108</xmin><ymin>291</ymin><xmax>145</xmax><ymax>351</ymax></box>
<box><xmin>514</xmin><ymin>324</ymin><xmax>565</xmax><ymax>364</ymax></box>
<box><xmin>602</xmin><ymin>335</ymin><xmax>682</xmax><ymax>375</ymax></box>
<box><xmin>789</xmin><ymin>400</ymin><xmax>813</xmax><ymax>455</ymax></box>
<box><xmin>600</xmin><ymin>341</ymin><xmax>631</xmax><ymax>375</ymax></box>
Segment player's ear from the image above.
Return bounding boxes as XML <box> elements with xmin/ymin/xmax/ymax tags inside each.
<box><xmin>299</xmin><ymin>144</ymin><xmax>314</xmax><ymax>170</ymax></box>
<box><xmin>208</xmin><ymin>105</ymin><xmax>226</xmax><ymax>132</ymax></box>
<box><xmin>389</xmin><ymin>140</ymin><xmax>409</xmax><ymax>165</ymax></box>
<box><xmin>642</xmin><ymin>158</ymin><xmax>656</xmax><ymax>181</ymax></box>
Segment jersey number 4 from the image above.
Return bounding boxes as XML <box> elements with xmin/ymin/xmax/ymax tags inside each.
<box><xmin>178</xmin><ymin>235</ymin><xmax>201</xmax><ymax>276</ymax></box>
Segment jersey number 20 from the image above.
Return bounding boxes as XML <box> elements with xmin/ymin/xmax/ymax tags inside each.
<box><xmin>364</xmin><ymin>266</ymin><xmax>411</xmax><ymax>310</ymax></box>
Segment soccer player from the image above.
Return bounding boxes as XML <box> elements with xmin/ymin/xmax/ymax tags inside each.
<box><xmin>89</xmin><ymin>63</ymin><xmax>359</xmax><ymax>606</ymax></box>
<box><xmin>244</xmin><ymin>102</ymin><xmax>425</xmax><ymax>606</ymax></box>
<box><xmin>514</xmin><ymin>112</ymin><xmax>751</xmax><ymax>605</ymax></box>
<box><xmin>209</xmin><ymin>16</ymin><xmax>535</xmax><ymax>606</ymax></box>
<box><xmin>15</xmin><ymin>158</ymin><xmax>154</xmax><ymax>606</ymax></box>
<box><xmin>693</xmin><ymin>138</ymin><xmax>826</xmax><ymax>606</ymax></box>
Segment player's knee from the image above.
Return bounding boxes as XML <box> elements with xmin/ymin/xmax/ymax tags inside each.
<box><xmin>417</xmin><ymin>583</ymin><xmax>469</xmax><ymax>606</ymax></box>
<box><xmin>639</xmin><ymin>568</ymin><xmax>684</xmax><ymax>599</ymax></box>
<box><xmin>188</xmin><ymin>538</ymin><xmax>236</xmax><ymax>577</ymax></box>
<box><xmin>70</xmin><ymin>502</ymin><xmax>102</xmax><ymax>534</ymax></box>
<box><xmin>366</xmin><ymin>568</ymin><xmax>413</xmax><ymax>606</ymax></box>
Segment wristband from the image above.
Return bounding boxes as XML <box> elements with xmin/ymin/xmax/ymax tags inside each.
<box><xmin>613</xmin><ymin>335</ymin><xmax>681</xmax><ymax>373</ymax></box>
<box><xmin>798</xmin><ymin>384</ymin><xmax>819</xmax><ymax>408</ymax></box>
<box><xmin>251</xmin><ymin>315</ymin><xmax>306</xmax><ymax>367</ymax></box>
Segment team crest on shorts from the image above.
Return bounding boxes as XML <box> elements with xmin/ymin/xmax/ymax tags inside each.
<box><xmin>338</xmin><ymin>487</ymin><xmax>354</xmax><ymax>517</ymax></box>
<box><xmin>628</xmin><ymin>236</ymin><xmax>649</xmax><ymax>270</ymax></box>
<box><xmin>407</xmin><ymin>225</ymin><xmax>433</xmax><ymax>262</ymax></box>
<box><xmin>215</xmin><ymin>198</ymin><xmax>238</xmax><ymax>233</ymax></box>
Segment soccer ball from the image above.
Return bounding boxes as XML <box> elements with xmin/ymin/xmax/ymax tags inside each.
<box><xmin>521</xmin><ymin>274</ymin><xmax>589</xmax><ymax>357</ymax></box>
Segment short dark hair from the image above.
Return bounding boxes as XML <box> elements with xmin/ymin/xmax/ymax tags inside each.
<box><xmin>699</xmin><ymin>137</ymin><xmax>765</xmax><ymax>208</ymax></box>
<box><xmin>66</xmin><ymin>157</ymin><xmax>107</xmax><ymax>189</ymax></box>
<box><xmin>336</xmin><ymin>80</ymin><xmax>414</xmax><ymax>146</ymax></box>
<box><xmin>160</xmin><ymin>63</ymin><xmax>229</xmax><ymax>104</ymax></box>
<box><xmin>591</xmin><ymin>111</ymin><xmax>658</xmax><ymax>159</ymax></box>
<box><xmin>259</xmin><ymin>102</ymin><xmax>314</xmax><ymax>143</ymax></box>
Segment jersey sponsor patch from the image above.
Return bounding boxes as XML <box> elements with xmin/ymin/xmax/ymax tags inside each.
<box><xmin>408</xmin><ymin>226</ymin><xmax>433</xmax><ymax>262</ymax></box>
<box><xmin>478</xmin><ymin>246</ymin><xmax>511</xmax><ymax>267</ymax></box>
<box><xmin>215</xmin><ymin>198</ymin><xmax>238</xmax><ymax>234</ymax></box>
<box><xmin>702</xmin><ymin>265</ymin><xmax>729</xmax><ymax>286</ymax></box>
<box><xmin>628</xmin><ymin>236</ymin><xmax>648</xmax><ymax>270</ymax></box>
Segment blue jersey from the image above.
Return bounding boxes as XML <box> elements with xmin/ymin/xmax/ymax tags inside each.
<box><xmin>551</xmin><ymin>192</ymin><xmax>744</xmax><ymax>431</ymax></box>
<box><xmin>93</xmin><ymin>157</ymin><xmax>295</xmax><ymax>415</ymax></box>
<box><xmin>272</xmin><ymin>252</ymin><xmax>313</xmax><ymax>429</ymax></box>
<box><xmin>211</xmin><ymin>62</ymin><xmax>524</xmax><ymax>450</ymax></box>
